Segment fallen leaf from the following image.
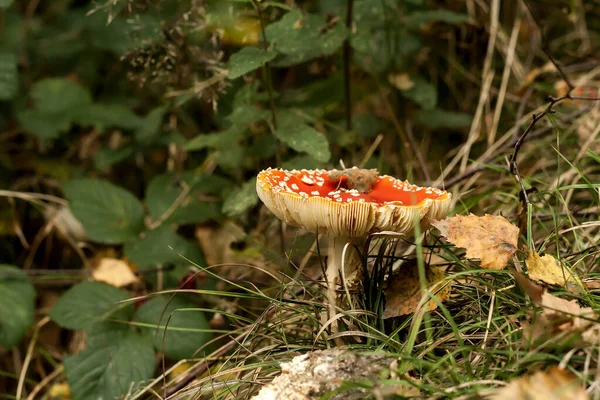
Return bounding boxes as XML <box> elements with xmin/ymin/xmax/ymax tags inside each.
<box><xmin>511</xmin><ymin>268</ymin><xmax>544</xmax><ymax>302</ymax></box>
<box><xmin>575</xmin><ymin>106</ymin><xmax>600</xmax><ymax>153</ymax></box>
<box><xmin>517</xmin><ymin>61</ymin><xmax>555</xmax><ymax>95</ymax></box>
<box><xmin>487</xmin><ymin>366</ymin><xmax>588</xmax><ymax>400</ymax></box>
<box><xmin>48</xmin><ymin>382</ymin><xmax>72</xmax><ymax>400</ymax></box>
<box><xmin>556</xmin><ymin>80</ymin><xmax>600</xmax><ymax>108</ymax></box>
<box><xmin>510</xmin><ymin>266</ymin><xmax>600</xmax><ymax>346</ymax></box>
<box><xmin>383</xmin><ymin>263</ymin><xmax>451</xmax><ymax>318</ymax></box>
<box><xmin>584</xmin><ymin>279</ymin><xmax>600</xmax><ymax>290</ymax></box>
<box><xmin>91</xmin><ymin>257</ymin><xmax>139</xmax><ymax>288</ymax></box>
<box><xmin>539</xmin><ymin>291</ymin><xmax>581</xmax><ymax>318</ymax></box>
<box><xmin>524</xmin><ymin>290</ymin><xmax>600</xmax><ymax>346</ymax></box>
<box><xmin>195</xmin><ymin>221</ymin><xmax>246</xmax><ymax>266</ymax></box>
<box><xmin>526</xmin><ymin>250</ymin><xmax>577</xmax><ymax>286</ymax></box>
<box><xmin>432</xmin><ymin>214</ymin><xmax>519</xmax><ymax>270</ymax></box>
<box><xmin>388</xmin><ymin>72</ymin><xmax>414</xmax><ymax>91</ymax></box>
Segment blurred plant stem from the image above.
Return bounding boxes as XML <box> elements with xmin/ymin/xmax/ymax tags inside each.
<box><xmin>343</xmin><ymin>0</ymin><xmax>354</xmax><ymax>132</ymax></box>
<box><xmin>252</xmin><ymin>0</ymin><xmax>286</xmax><ymax>255</ymax></box>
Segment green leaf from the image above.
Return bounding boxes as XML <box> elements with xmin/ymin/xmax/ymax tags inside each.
<box><xmin>133</xmin><ymin>296</ymin><xmax>211</xmax><ymax>360</ymax></box>
<box><xmin>49</xmin><ymin>282</ymin><xmax>132</xmax><ymax>331</ymax></box>
<box><xmin>279</xmin><ymin>74</ymin><xmax>343</xmax><ymax>111</ymax></box>
<box><xmin>0</xmin><ymin>53</ymin><xmax>18</xmax><ymax>100</ymax></box>
<box><xmin>136</xmin><ymin>105</ymin><xmax>168</xmax><ymax>143</ymax></box>
<box><xmin>353</xmin><ymin>114</ymin><xmax>388</xmax><ymax>138</ymax></box>
<box><xmin>400</xmin><ymin>76</ymin><xmax>437</xmax><ymax>110</ymax></box>
<box><xmin>75</xmin><ymin>103</ymin><xmax>143</xmax><ymax>132</ymax></box>
<box><xmin>31</xmin><ymin>78</ymin><xmax>92</xmax><ymax>114</ymax></box>
<box><xmin>249</xmin><ymin>134</ymin><xmax>278</xmax><ymax>160</ymax></box>
<box><xmin>228</xmin><ymin>47</ymin><xmax>277</xmax><ymax>80</ymax></box>
<box><xmin>225</xmin><ymin>104</ymin><xmax>271</xmax><ymax>129</ymax></box>
<box><xmin>282</xmin><ymin>154</ymin><xmax>326</xmax><ymax>170</ymax></box>
<box><xmin>19</xmin><ymin>78</ymin><xmax>95</xmax><ymax>140</ymax></box>
<box><xmin>210</xmin><ymin>146</ymin><xmax>245</xmax><ymax>169</ymax></box>
<box><xmin>17</xmin><ymin>110</ymin><xmax>72</xmax><ymax>140</ymax></box>
<box><xmin>408</xmin><ymin>10</ymin><xmax>469</xmax><ymax>26</ymax></box>
<box><xmin>64</xmin><ymin>327</ymin><xmax>155</xmax><ymax>400</ymax></box>
<box><xmin>93</xmin><ymin>146</ymin><xmax>135</xmax><ymax>171</ymax></box>
<box><xmin>0</xmin><ymin>0</ymin><xmax>14</xmax><ymax>8</ymax></box>
<box><xmin>273</xmin><ymin>112</ymin><xmax>331</xmax><ymax>162</ymax></box>
<box><xmin>415</xmin><ymin>108</ymin><xmax>472</xmax><ymax>129</ymax></box>
<box><xmin>222</xmin><ymin>178</ymin><xmax>258</xmax><ymax>217</ymax></box>
<box><xmin>146</xmin><ymin>172</ymin><xmax>227</xmax><ymax>225</ymax></box>
<box><xmin>266</xmin><ymin>11</ymin><xmax>347</xmax><ymax>65</ymax></box>
<box><xmin>63</xmin><ymin>179</ymin><xmax>145</xmax><ymax>244</ymax></box>
<box><xmin>185</xmin><ymin>105</ymin><xmax>268</xmax><ymax>152</ymax></box>
<box><xmin>184</xmin><ymin>127</ymin><xmax>244</xmax><ymax>152</ymax></box>
<box><xmin>0</xmin><ymin>265</ymin><xmax>35</xmax><ymax>347</ymax></box>
<box><xmin>124</xmin><ymin>226</ymin><xmax>205</xmax><ymax>271</ymax></box>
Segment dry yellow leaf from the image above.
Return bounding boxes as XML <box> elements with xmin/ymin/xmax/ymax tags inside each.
<box><xmin>383</xmin><ymin>263</ymin><xmax>451</xmax><ymax>318</ymax></box>
<box><xmin>169</xmin><ymin>361</ymin><xmax>193</xmax><ymax>382</ymax></box>
<box><xmin>511</xmin><ymin>265</ymin><xmax>600</xmax><ymax>346</ymax></box>
<box><xmin>47</xmin><ymin>382</ymin><xmax>72</xmax><ymax>400</ymax></box>
<box><xmin>526</xmin><ymin>250</ymin><xmax>577</xmax><ymax>286</ymax></box>
<box><xmin>524</xmin><ymin>291</ymin><xmax>600</xmax><ymax>346</ymax></box>
<box><xmin>91</xmin><ymin>257</ymin><xmax>139</xmax><ymax>288</ymax></box>
<box><xmin>432</xmin><ymin>214</ymin><xmax>519</xmax><ymax>270</ymax></box>
<box><xmin>388</xmin><ymin>72</ymin><xmax>414</xmax><ymax>91</ymax></box>
<box><xmin>488</xmin><ymin>367</ymin><xmax>588</xmax><ymax>400</ymax></box>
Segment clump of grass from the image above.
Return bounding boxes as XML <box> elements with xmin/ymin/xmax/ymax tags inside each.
<box><xmin>135</xmin><ymin>110</ymin><xmax>600</xmax><ymax>399</ymax></box>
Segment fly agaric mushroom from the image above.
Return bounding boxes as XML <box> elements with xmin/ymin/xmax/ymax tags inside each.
<box><xmin>256</xmin><ymin>167</ymin><xmax>452</xmax><ymax>318</ymax></box>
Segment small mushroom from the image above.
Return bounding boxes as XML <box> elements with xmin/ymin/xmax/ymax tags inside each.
<box><xmin>256</xmin><ymin>167</ymin><xmax>452</xmax><ymax>320</ymax></box>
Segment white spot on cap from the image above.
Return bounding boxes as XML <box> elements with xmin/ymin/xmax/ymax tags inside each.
<box><xmin>301</xmin><ymin>176</ymin><xmax>314</xmax><ymax>185</ymax></box>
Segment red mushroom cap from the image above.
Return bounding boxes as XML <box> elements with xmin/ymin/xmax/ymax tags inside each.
<box><xmin>256</xmin><ymin>168</ymin><xmax>452</xmax><ymax>237</ymax></box>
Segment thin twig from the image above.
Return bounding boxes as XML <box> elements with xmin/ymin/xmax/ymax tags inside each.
<box><xmin>378</xmin><ymin>87</ymin><xmax>416</xmax><ymax>175</ymax></box>
<box><xmin>507</xmin><ymin>0</ymin><xmax>600</xmax><ymax>205</ymax></box>
<box><xmin>26</xmin><ymin>365</ymin><xmax>64</xmax><ymax>400</ymax></box>
<box><xmin>17</xmin><ymin>317</ymin><xmax>50</xmax><ymax>399</ymax></box>
<box><xmin>343</xmin><ymin>0</ymin><xmax>354</xmax><ymax>131</ymax></box>
<box><xmin>358</xmin><ymin>134</ymin><xmax>384</xmax><ymax>168</ymax></box>
<box><xmin>251</xmin><ymin>0</ymin><xmax>286</xmax><ymax>255</ymax></box>
<box><xmin>404</xmin><ymin>120</ymin><xmax>431</xmax><ymax>185</ymax></box>
<box><xmin>488</xmin><ymin>9</ymin><xmax>521</xmax><ymax>146</ymax></box>
<box><xmin>148</xmin><ymin>181</ymin><xmax>190</xmax><ymax>230</ymax></box>
<box><xmin>0</xmin><ymin>190</ymin><xmax>68</xmax><ymax>206</ymax></box>
<box><xmin>441</xmin><ymin>106</ymin><xmax>591</xmax><ymax>188</ymax></box>
<box><xmin>509</xmin><ymin>67</ymin><xmax>599</xmax><ymax>203</ymax></box>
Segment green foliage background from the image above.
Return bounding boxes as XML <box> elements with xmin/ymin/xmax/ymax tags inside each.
<box><xmin>2</xmin><ymin>0</ymin><xmax>597</xmax><ymax>398</ymax></box>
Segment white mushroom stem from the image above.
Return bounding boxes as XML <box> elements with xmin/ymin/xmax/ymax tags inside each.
<box><xmin>326</xmin><ymin>236</ymin><xmax>365</xmax><ymax>329</ymax></box>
